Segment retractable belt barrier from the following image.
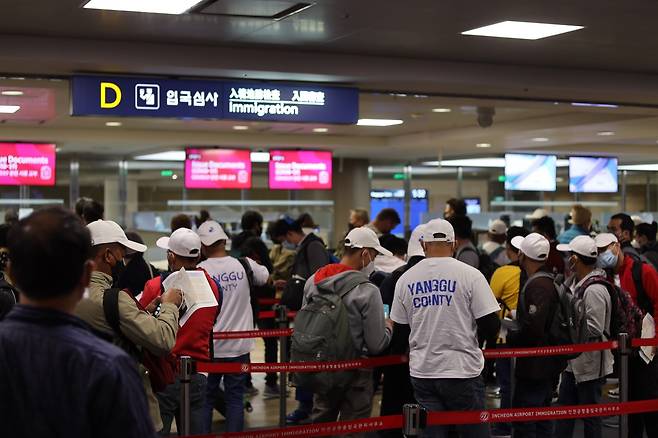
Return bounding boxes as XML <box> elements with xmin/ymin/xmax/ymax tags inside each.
<box><xmin>213</xmin><ymin>329</ymin><xmax>294</xmax><ymax>340</ymax></box>
<box><xmin>482</xmin><ymin>340</ymin><xmax>618</xmax><ymax>359</ymax></box>
<box><xmin>631</xmin><ymin>337</ymin><xmax>658</xmax><ymax>348</ymax></box>
<box><xmin>257</xmin><ymin>298</ymin><xmax>281</xmax><ymax>306</ymax></box>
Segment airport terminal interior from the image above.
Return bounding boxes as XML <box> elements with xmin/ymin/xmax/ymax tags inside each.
<box><xmin>4</xmin><ymin>1</ymin><xmax>658</xmax><ymax>437</ymax></box>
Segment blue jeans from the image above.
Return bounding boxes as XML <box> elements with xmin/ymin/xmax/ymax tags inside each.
<box><xmin>203</xmin><ymin>354</ymin><xmax>249</xmax><ymax>433</ymax></box>
<box><xmin>411</xmin><ymin>376</ymin><xmax>489</xmax><ymax>438</ymax></box>
<box><xmin>492</xmin><ymin>358</ymin><xmax>512</xmax><ymax>435</ymax></box>
<box><xmin>157</xmin><ymin>373</ymin><xmax>206</xmax><ymax>435</ymax></box>
<box><xmin>512</xmin><ymin>379</ymin><xmax>553</xmax><ymax>438</ymax></box>
<box><xmin>555</xmin><ymin>372</ymin><xmax>604</xmax><ymax>438</ymax></box>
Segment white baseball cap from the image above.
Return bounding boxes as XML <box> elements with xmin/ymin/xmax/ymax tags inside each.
<box><xmin>595</xmin><ymin>233</ymin><xmax>618</xmax><ymax>249</ymax></box>
<box><xmin>197</xmin><ymin>220</ymin><xmax>229</xmax><ymax>246</ymax></box>
<box><xmin>489</xmin><ymin>219</ymin><xmax>508</xmax><ymax>235</ymax></box>
<box><xmin>157</xmin><ymin>228</ymin><xmax>201</xmax><ymax>258</ymax></box>
<box><xmin>422</xmin><ymin>219</ymin><xmax>455</xmax><ymax>243</ymax></box>
<box><xmin>526</xmin><ymin>208</ymin><xmax>549</xmax><ymax>220</ymax></box>
<box><xmin>344</xmin><ymin>227</ymin><xmax>393</xmax><ymax>257</ymax></box>
<box><xmin>87</xmin><ymin>220</ymin><xmax>147</xmax><ymax>253</ymax></box>
<box><xmin>511</xmin><ymin>232</ymin><xmax>550</xmax><ymax>261</ymax></box>
<box><xmin>407</xmin><ymin>224</ymin><xmax>427</xmax><ymax>258</ymax></box>
<box><xmin>556</xmin><ymin>235</ymin><xmax>598</xmax><ymax>258</ymax></box>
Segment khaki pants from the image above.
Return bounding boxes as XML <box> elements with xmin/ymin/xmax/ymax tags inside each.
<box><xmin>311</xmin><ymin>369</ymin><xmax>374</xmax><ymax>438</ymax></box>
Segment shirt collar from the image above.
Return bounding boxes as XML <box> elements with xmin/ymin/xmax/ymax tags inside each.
<box><xmin>574</xmin><ymin>268</ymin><xmax>607</xmax><ymax>290</ymax></box>
<box><xmin>7</xmin><ymin>304</ymin><xmax>91</xmax><ymax>330</ymax></box>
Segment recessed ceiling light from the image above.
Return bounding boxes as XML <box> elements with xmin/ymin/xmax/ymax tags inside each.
<box><xmin>432</xmin><ymin>108</ymin><xmax>452</xmax><ymax>113</ymax></box>
<box><xmin>134</xmin><ymin>151</ymin><xmax>186</xmax><ymax>161</ymax></box>
<box><xmin>82</xmin><ymin>0</ymin><xmax>204</xmax><ymax>14</ymax></box>
<box><xmin>172</xmin><ymin>174</ymin><xmax>178</xmax><ymax>180</ymax></box>
<box><xmin>423</xmin><ymin>158</ymin><xmax>505</xmax><ymax>168</ymax></box>
<box><xmin>462</xmin><ymin>21</ymin><xmax>584</xmax><ymax>40</ymax></box>
<box><xmin>313</xmin><ymin>128</ymin><xmax>329</xmax><ymax>133</ymax></box>
<box><xmin>233</xmin><ymin>125</ymin><xmax>249</xmax><ymax>131</ymax></box>
<box><xmin>532</xmin><ymin>137</ymin><xmax>549</xmax><ymax>142</ymax></box>
<box><xmin>105</xmin><ymin>121</ymin><xmax>122</xmax><ymax>127</ymax></box>
<box><xmin>619</xmin><ymin>164</ymin><xmax>658</xmax><ymax>171</ymax></box>
<box><xmin>597</xmin><ymin>131</ymin><xmax>615</xmax><ymax>136</ymax></box>
<box><xmin>55</xmin><ymin>147</ymin><xmax>62</xmax><ymax>152</ymax></box>
<box><xmin>357</xmin><ymin>119</ymin><xmax>404</xmax><ymax>127</ymax></box>
<box><xmin>476</xmin><ymin>143</ymin><xmax>492</xmax><ymax>148</ymax></box>
<box><xmin>0</xmin><ymin>105</ymin><xmax>20</xmax><ymax>114</ymax></box>
<box><xmin>1</xmin><ymin>90</ymin><xmax>23</xmax><ymax>96</ymax></box>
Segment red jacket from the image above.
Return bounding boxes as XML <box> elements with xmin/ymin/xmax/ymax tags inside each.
<box><xmin>618</xmin><ymin>255</ymin><xmax>658</xmax><ymax>335</ymax></box>
<box><xmin>140</xmin><ymin>269</ymin><xmax>220</xmax><ymax>361</ymax></box>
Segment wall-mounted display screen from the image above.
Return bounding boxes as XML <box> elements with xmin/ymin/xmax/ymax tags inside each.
<box><xmin>0</xmin><ymin>143</ymin><xmax>56</xmax><ymax>186</ymax></box>
<box><xmin>185</xmin><ymin>148</ymin><xmax>251</xmax><ymax>189</ymax></box>
<box><xmin>569</xmin><ymin>156</ymin><xmax>618</xmax><ymax>193</ymax></box>
<box><xmin>370</xmin><ymin>189</ymin><xmax>429</xmax><ymax>236</ymax></box>
<box><xmin>269</xmin><ymin>150</ymin><xmax>332</xmax><ymax>190</ymax></box>
<box><xmin>505</xmin><ymin>154</ymin><xmax>557</xmax><ymax>192</ymax></box>
<box><xmin>464</xmin><ymin>197</ymin><xmax>481</xmax><ymax>214</ymax></box>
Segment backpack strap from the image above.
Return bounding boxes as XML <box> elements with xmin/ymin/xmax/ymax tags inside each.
<box><xmin>490</xmin><ymin>246</ymin><xmax>505</xmax><ymax>261</ymax></box>
<box><xmin>102</xmin><ymin>287</ymin><xmax>124</xmax><ymax>335</ymax></box>
<box><xmin>237</xmin><ymin>257</ymin><xmax>255</xmax><ymax>292</ymax></box>
<box><xmin>632</xmin><ymin>260</ymin><xmax>653</xmax><ymax>316</ymax></box>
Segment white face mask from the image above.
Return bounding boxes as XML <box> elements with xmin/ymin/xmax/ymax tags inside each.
<box><xmin>631</xmin><ymin>239</ymin><xmax>640</xmax><ymax>249</ymax></box>
<box><xmin>361</xmin><ymin>250</ymin><xmax>375</xmax><ymax>277</ymax></box>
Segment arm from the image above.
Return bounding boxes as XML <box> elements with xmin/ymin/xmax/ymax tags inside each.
<box><xmin>390</xmin><ymin>322</ymin><xmax>411</xmax><ymax>355</ymax></box>
<box><xmin>583</xmin><ymin>284</ymin><xmax>610</xmax><ymax>339</ymax></box>
<box><xmin>641</xmin><ymin>265</ymin><xmax>658</xmax><ymax>335</ymax></box>
<box><xmin>359</xmin><ymin>284</ymin><xmax>392</xmax><ymax>355</ymax></box>
<box><xmin>477</xmin><ymin>312</ymin><xmax>501</xmax><ymax>340</ymax></box>
<box><xmin>306</xmin><ymin>241</ymin><xmax>331</xmax><ymax>275</ymax></box>
<box><xmin>509</xmin><ymin>280</ymin><xmax>555</xmax><ymax>347</ymax></box>
<box><xmin>117</xmin><ymin>293</ymin><xmax>179</xmax><ymax>356</ymax></box>
<box><xmin>247</xmin><ymin>257</ymin><xmax>270</xmax><ymax>286</ymax></box>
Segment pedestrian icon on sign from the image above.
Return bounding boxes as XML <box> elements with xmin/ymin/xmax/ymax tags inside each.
<box><xmin>135</xmin><ymin>84</ymin><xmax>160</xmax><ymax>110</ymax></box>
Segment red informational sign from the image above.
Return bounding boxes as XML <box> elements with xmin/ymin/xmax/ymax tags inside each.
<box><xmin>269</xmin><ymin>150</ymin><xmax>332</xmax><ymax>190</ymax></box>
<box><xmin>185</xmin><ymin>148</ymin><xmax>251</xmax><ymax>189</ymax></box>
<box><xmin>0</xmin><ymin>143</ymin><xmax>56</xmax><ymax>186</ymax></box>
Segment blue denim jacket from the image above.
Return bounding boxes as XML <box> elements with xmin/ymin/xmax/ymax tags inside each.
<box><xmin>557</xmin><ymin>225</ymin><xmax>589</xmax><ymax>244</ymax></box>
<box><xmin>0</xmin><ymin>305</ymin><xmax>156</xmax><ymax>438</ymax></box>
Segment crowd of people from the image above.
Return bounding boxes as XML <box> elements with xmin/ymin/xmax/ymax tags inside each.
<box><xmin>1</xmin><ymin>199</ymin><xmax>658</xmax><ymax>438</ymax></box>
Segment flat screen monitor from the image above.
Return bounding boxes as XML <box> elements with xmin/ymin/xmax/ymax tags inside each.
<box><xmin>505</xmin><ymin>154</ymin><xmax>557</xmax><ymax>192</ymax></box>
<box><xmin>464</xmin><ymin>197</ymin><xmax>481</xmax><ymax>214</ymax></box>
<box><xmin>185</xmin><ymin>148</ymin><xmax>251</xmax><ymax>189</ymax></box>
<box><xmin>269</xmin><ymin>150</ymin><xmax>332</xmax><ymax>190</ymax></box>
<box><xmin>0</xmin><ymin>143</ymin><xmax>56</xmax><ymax>186</ymax></box>
<box><xmin>370</xmin><ymin>189</ymin><xmax>428</xmax><ymax>236</ymax></box>
<box><xmin>569</xmin><ymin>156</ymin><xmax>618</xmax><ymax>193</ymax></box>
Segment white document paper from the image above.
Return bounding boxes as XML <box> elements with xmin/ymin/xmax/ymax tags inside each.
<box><xmin>162</xmin><ymin>268</ymin><xmax>218</xmax><ymax>326</ymax></box>
<box><xmin>640</xmin><ymin>313</ymin><xmax>656</xmax><ymax>364</ymax></box>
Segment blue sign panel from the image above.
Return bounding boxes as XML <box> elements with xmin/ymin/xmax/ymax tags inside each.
<box><xmin>71</xmin><ymin>75</ymin><xmax>358</xmax><ymax>124</ymax></box>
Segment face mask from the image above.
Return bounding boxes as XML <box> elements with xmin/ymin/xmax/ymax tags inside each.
<box><xmin>361</xmin><ymin>251</ymin><xmax>375</xmax><ymax>277</ymax></box>
<box><xmin>597</xmin><ymin>249</ymin><xmax>618</xmax><ymax>270</ymax></box>
<box><xmin>282</xmin><ymin>241</ymin><xmax>296</xmax><ymax>251</ymax></box>
<box><xmin>631</xmin><ymin>239</ymin><xmax>641</xmax><ymax>249</ymax></box>
<box><xmin>111</xmin><ymin>258</ymin><xmax>126</xmax><ymax>287</ymax></box>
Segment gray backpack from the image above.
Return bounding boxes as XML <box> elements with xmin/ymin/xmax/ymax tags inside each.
<box><xmin>290</xmin><ymin>276</ymin><xmax>368</xmax><ymax>394</ymax></box>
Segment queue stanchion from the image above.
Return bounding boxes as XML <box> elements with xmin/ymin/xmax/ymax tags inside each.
<box><xmin>274</xmin><ymin>304</ymin><xmax>289</xmax><ymax>428</ymax></box>
<box><xmin>402</xmin><ymin>403</ymin><xmax>427</xmax><ymax>438</ymax></box>
<box><xmin>179</xmin><ymin>355</ymin><xmax>192</xmax><ymax>437</ymax></box>
<box><xmin>618</xmin><ymin>332</ymin><xmax>630</xmax><ymax>438</ymax></box>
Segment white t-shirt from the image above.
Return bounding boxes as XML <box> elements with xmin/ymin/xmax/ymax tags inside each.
<box><xmin>198</xmin><ymin>256</ymin><xmax>269</xmax><ymax>358</ymax></box>
<box><xmin>390</xmin><ymin>257</ymin><xmax>500</xmax><ymax>379</ymax></box>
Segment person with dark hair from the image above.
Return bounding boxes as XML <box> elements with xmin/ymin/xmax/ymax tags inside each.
<box><xmin>231</xmin><ymin>210</ymin><xmax>272</xmax><ymax>271</ymax></box>
<box><xmin>82</xmin><ymin>200</ymin><xmax>104</xmax><ymax>224</ymax></box>
<box><xmin>116</xmin><ymin>231</ymin><xmax>160</xmax><ymax>297</ymax></box>
<box><xmin>75</xmin><ymin>220</ymin><xmax>182</xmax><ymax>431</ymax></box>
<box><xmin>488</xmin><ymin>226</ymin><xmax>529</xmax><ymax>437</ymax></box>
<box><xmin>532</xmin><ymin>215</ymin><xmax>565</xmax><ymax>275</ymax></box>
<box><xmin>140</xmin><ymin>228</ymin><xmax>221</xmax><ymax>435</ymax></box>
<box><xmin>636</xmin><ymin>221</ymin><xmax>658</xmax><ymax>270</ymax></box>
<box><xmin>170</xmin><ymin>213</ymin><xmax>192</xmax><ymax>232</ymax></box>
<box><xmin>555</xmin><ymin>236</ymin><xmax>613</xmax><ymax>438</ymax></box>
<box><xmin>0</xmin><ymin>207</ymin><xmax>155</xmax><ymax>437</ymax></box>
<box><xmin>443</xmin><ymin>198</ymin><xmax>467</xmax><ymax>220</ymax></box>
<box><xmin>375</xmin><ymin>234</ymin><xmax>407</xmax><ymax>273</ymax></box>
<box><xmin>194</xmin><ymin>210</ymin><xmax>211</xmax><ymax>229</ymax></box>
<box><xmin>366</xmin><ymin>208</ymin><xmax>401</xmax><ymax>237</ymax></box>
<box><xmin>448</xmin><ymin>215</ymin><xmax>479</xmax><ymax>269</ymax></box>
<box><xmin>75</xmin><ymin>197</ymin><xmax>92</xmax><ymax>218</ymax></box>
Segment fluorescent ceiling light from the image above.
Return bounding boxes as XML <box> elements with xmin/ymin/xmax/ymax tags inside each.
<box><xmin>134</xmin><ymin>151</ymin><xmax>185</xmax><ymax>161</ymax></box>
<box><xmin>250</xmin><ymin>152</ymin><xmax>270</xmax><ymax>163</ymax></box>
<box><xmin>619</xmin><ymin>164</ymin><xmax>658</xmax><ymax>172</ymax></box>
<box><xmin>462</xmin><ymin>20</ymin><xmax>584</xmax><ymax>40</ymax></box>
<box><xmin>357</xmin><ymin>119</ymin><xmax>404</xmax><ymax>127</ymax></box>
<box><xmin>0</xmin><ymin>105</ymin><xmax>20</xmax><ymax>114</ymax></box>
<box><xmin>556</xmin><ymin>159</ymin><xmax>569</xmax><ymax>167</ymax></box>
<box><xmin>432</xmin><ymin>108</ymin><xmax>452</xmax><ymax>113</ymax></box>
<box><xmin>105</xmin><ymin>121</ymin><xmax>122</xmax><ymax>127</ymax></box>
<box><xmin>233</xmin><ymin>125</ymin><xmax>249</xmax><ymax>131</ymax></box>
<box><xmin>476</xmin><ymin>143</ymin><xmax>492</xmax><ymax>148</ymax></box>
<box><xmin>1</xmin><ymin>90</ymin><xmax>23</xmax><ymax>96</ymax></box>
<box><xmin>82</xmin><ymin>0</ymin><xmax>203</xmax><ymax>14</ymax></box>
<box><xmin>423</xmin><ymin>157</ymin><xmax>570</xmax><ymax>168</ymax></box>
<box><xmin>571</xmin><ymin>102</ymin><xmax>618</xmax><ymax>109</ymax></box>
<box><xmin>532</xmin><ymin>137</ymin><xmax>549</xmax><ymax>142</ymax></box>
<box><xmin>597</xmin><ymin>131</ymin><xmax>615</xmax><ymax>136</ymax></box>
<box><xmin>313</xmin><ymin>128</ymin><xmax>329</xmax><ymax>133</ymax></box>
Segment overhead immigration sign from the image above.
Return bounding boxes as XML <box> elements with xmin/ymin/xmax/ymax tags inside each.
<box><xmin>71</xmin><ymin>75</ymin><xmax>358</xmax><ymax>124</ymax></box>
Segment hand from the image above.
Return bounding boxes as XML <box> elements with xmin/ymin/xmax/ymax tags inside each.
<box><xmin>385</xmin><ymin>318</ymin><xmax>394</xmax><ymax>332</ymax></box>
<box><xmin>145</xmin><ymin>296</ymin><xmax>161</xmax><ymax>314</ymax></box>
<box><xmin>161</xmin><ymin>288</ymin><xmax>183</xmax><ymax>307</ymax></box>
<box><xmin>274</xmin><ymin>279</ymin><xmax>287</xmax><ymax>290</ymax></box>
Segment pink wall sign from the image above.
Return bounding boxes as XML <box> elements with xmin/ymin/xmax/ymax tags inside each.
<box><xmin>269</xmin><ymin>150</ymin><xmax>332</xmax><ymax>190</ymax></box>
<box><xmin>185</xmin><ymin>148</ymin><xmax>252</xmax><ymax>189</ymax></box>
<box><xmin>0</xmin><ymin>143</ymin><xmax>56</xmax><ymax>186</ymax></box>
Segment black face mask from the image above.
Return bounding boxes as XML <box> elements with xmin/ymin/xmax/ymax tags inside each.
<box><xmin>111</xmin><ymin>258</ymin><xmax>126</xmax><ymax>287</ymax></box>
<box><xmin>347</xmin><ymin>223</ymin><xmax>356</xmax><ymax>231</ymax></box>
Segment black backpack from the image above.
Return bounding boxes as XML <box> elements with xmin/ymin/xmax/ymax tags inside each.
<box><xmin>0</xmin><ymin>274</ymin><xmax>18</xmax><ymax>320</ymax></box>
<box><xmin>281</xmin><ymin>235</ymin><xmax>331</xmax><ymax>311</ymax></box>
<box><xmin>458</xmin><ymin>246</ymin><xmax>499</xmax><ymax>282</ymax></box>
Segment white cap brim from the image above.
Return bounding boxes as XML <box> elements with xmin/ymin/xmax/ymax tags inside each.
<box><xmin>556</xmin><ymin>243</ymin><xmax>571</xmax><ymax>252</ymax></box>
<box><xmin>156</xmin><ymin>236</ymin><xmax>170</xmax><ymax>251</ymax></box>
<box><xmin>374</xmin><ymin>245</ymin><xmax>393</xmax><ymax>257</ymax></box>
<box><xmin>511</xmin><ymin>235</ymin><xmax>524</xmax><ymax>251</ymax></box>
<box><xmin>595</xmin><ymin>233</ymin><xmax>618</xmax><ymax>248</ymax></box>
<box><xmin>120</xmin><ymin>238</ymin><xmax>147</xmax><ymax>253</ymax></box>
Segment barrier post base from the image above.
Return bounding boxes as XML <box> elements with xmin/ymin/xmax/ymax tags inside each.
<box><xmin>402</xmin><ymin>403</ymin><xmax>427</xmax><ymax>437</ymax></box>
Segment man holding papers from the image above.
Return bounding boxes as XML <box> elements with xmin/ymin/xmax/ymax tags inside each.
<box><xmin>140</xmin><ymin>228</ymin><xmax>220</xmax><ymax>436</ymax></box>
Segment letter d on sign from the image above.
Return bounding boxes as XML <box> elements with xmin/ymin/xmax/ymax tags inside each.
<box><xmin>100</xmin><ymin>82</ymin><xmax>122</xmax><ymax>108</ymax></box>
